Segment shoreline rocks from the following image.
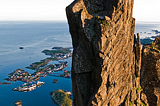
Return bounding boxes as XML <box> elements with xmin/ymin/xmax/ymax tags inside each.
<box><xmin>52</xmin><ymin>79</ymin><xmax>58</xmax><ymax>83</ymax></box>
<box><xmin>14</xmin><ymin>100</ymin><xmax>22</xmax><ymax>106</ymax></box>
<box><xmin>12</xmin><ymin>81</ymin><xmax>44</xmax><ymax>92</ymax></box>
<box><xmin>2</xmin><ymin>82</ymin><xmax>12</xmax><ymax>84</ymax></box>
<box><xmin>50</xmin><ymin>89</ymin><xmax>72</xmax><ymax>106</ymax></box>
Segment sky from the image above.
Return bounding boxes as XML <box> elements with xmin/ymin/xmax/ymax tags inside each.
<box><xmin>0</xmin><ymin>0</ymin><xmax>159</xmax><ymax>22</ymax></box>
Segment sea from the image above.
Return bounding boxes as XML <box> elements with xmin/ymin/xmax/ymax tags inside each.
<box><xmin>0</xmin><ymin>21</ymin><xmax>72</xmax><ymax>106</ymax></box>
<box><xmin>0</xmin><ymin>21</ymin><xmax>160</xmax><ymax>106</ymax></box>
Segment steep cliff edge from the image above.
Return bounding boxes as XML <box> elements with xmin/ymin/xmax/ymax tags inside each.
<box><xmin>66</xmin><ymin>0</ymin><xmax>147</xmax><ymax>106</ymax></box>
<box><xmin>141</xmin><ymin>37</ymin><xmax>160</xmax><ymax>106</ymax></box>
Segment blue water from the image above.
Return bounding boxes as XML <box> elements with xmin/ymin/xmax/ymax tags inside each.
<box><xmin>0</xmin><ymin>21</ymin><xmax>72</xmax><ymax>106</ymax></box>
<box><xmin>135</xmin><ymin>21</ymin><xmax>160</xmax><ymax>38</ymax></box>
<box><xmin>1</xmin><ymin>21</ymin><xmax>160</xmax><ymax>106</ymax></box>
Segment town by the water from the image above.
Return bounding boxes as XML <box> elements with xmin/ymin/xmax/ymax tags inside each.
<box><xmin>3</xmin><ymin>47</ymin><xmax>72</xmax><ymax>92</ymax></box>
<box><xmin>1</xmin><ymin>47</ymin><xmax>73</xmax><ymax>105</ymax></box>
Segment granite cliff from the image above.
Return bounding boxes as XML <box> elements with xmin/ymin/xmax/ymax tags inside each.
<box><xmin>66</xmin><ymin>0</ymin><xmax>149</xmax><ymax>106</ymax></box>
<box><xmin>141</xmin><ymin>37</ymin><xmax>160</xmax><ymax>106</ymax></box>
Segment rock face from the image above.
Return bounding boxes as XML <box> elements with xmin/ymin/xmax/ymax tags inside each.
<box><xmin>66</xmin><ymin>0</ymin><xmax>147</xmax><ymax>106</ymax></box>
<box><xmin>141</xmin><ymin>37</ymin><xmax>160</xmax><ymax>106</ymax></box>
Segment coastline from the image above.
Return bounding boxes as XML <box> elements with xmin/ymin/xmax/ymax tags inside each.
<box><xmin>0</xmin><ymin>21</ymin><xmax>73</xmax><ymax>106</ymax></box>
<box><xmin>50</xmin><ymin>89</ymin><xmax>72</xmax><ymax>106</ymax></box>
<box><xmin>4</xmin><ymin>47</ymin><xmax>72</xmax><ymax>92</ymax></box>
<box><xmin>51</xmin><ymin>93</ymin><xmax>61</xmax><ymax>106</ymax></box>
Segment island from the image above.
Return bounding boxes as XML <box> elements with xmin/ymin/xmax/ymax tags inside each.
<box><xmin>2</xmin><ymin>82</ymin><xmax>12</xmax><ymax>84</ymax></box>
<box><xmin>52</xmin><ymin>79</ymin><xmax>58</xmax><ymax>83</ymax></box>
<box><xmin>60</xmin><ymin>70</ymin><xmax>71</xmax><ymax>78</ymax></box>
<box><xmin>26</xmin><ymin>57</ymin><xmax>57</xmax><ymax>70</ymax></box>
<box><xmin>14</xmin><ymin>100</ymin><xmax>22</xmax><ymax>106</ymax></box>
<box><xmin>152</xmin><ymin>30</ymin><xmax>160</xmax><ymax>34</ymax></box>
<box><xmin>26</xmin><ymin>47</ymin><xmax>72</xmax><ymax>70</ymax></box>
<box><xmin>12</xmin><ymin>81</ymin><xmax>44</xmax><ymax>92</ymax></box>
<box><xmin>42</xmin><ymin>47</ymin><xmax>72</xmax><ymax>57</ymax></box>
<box><xmin>49</xmin><ymin>70</ymin><xmax>71</xmax><ymax>78</ymax></box>
<box><xmin>5</xmin><ymin>61</ymin><xmax>69</xmax><ymax>91</ymax></box>
<box><xmin>19</xmin><ymin>47</ymin><xmax>24</xmax><ymax>49</ymax></box>
<box><xmin>4</xmin><ymin>47</ymin><xmax>72</xmax><ymax>92</ymax></box>
<box><xmin>50</xmin><ymin>89</ymin><xmax>72</xmax><ymax>106</ymax></box>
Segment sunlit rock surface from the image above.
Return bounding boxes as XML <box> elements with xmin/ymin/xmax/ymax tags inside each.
<box><xmin>66</xmin><ymin>0</ymin><xmax>148</xmax><ymax>106</ymax></box>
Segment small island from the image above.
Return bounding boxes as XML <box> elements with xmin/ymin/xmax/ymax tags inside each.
<box><xmin>52</xmin><ymin>79</ymin><xmax>58</xmax><ymax>83</ymax></box>
<box><xmin>19</xmin><ymin>47</ymin><xmax>24</xmax><ymax>49</ymax></box>
<box><xmin>42</xmin><ymin>47</ymin><xmax>72</xmax><ymax>57</ymax></box>
<box><xmin>26</xmin><ymin>47</ymin><xmax>72</xmax><ymax>70</ymax></box>
<box><xmin>0</xmin><ymin>82</ymin><xmax>12</xmax><ymax>85</ymax></box>
<box><xmin>12</xmin><ymin>81</ymin><xmax>44</xmax><ymax>92</ymax></box>
<box><xmin>14</xmin><ymin>100</ymin><xmax>22</xmax><ymax>106</ymax></box>
<box><xmin>26</xmin><ymin>57</ymin><xmax>57</xmax><ymax>70</ymax></box>
<box><xmin>2</xmin><ymin>82</ymin><xmax>12</xmax><ymax>84</ymax></box>
<box><xmin>60</xmin><ymin>70</ymin><xmax>71</xmax><ymax>78</ymax></box>
<box><xmin>49</xmin><ymin>70</ymin><xmax>71</xmax><ymax>78</ymax></box>
<box><xmin>50</xmin><ymin>89</ymin><xmax>72</xmax><ymax>106</ymax></box>
<box><xmin>152</xmin><ymin>30</ymin><xmax>160</xmax><ymax>34</ymax></box>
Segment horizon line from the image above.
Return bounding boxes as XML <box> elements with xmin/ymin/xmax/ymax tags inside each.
<box><xmin>0</xmin><ymin>20</ymin><xmax>160</xmax><ymax>23</ymax></box>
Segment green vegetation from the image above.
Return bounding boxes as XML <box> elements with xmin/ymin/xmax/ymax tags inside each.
<box><xmin>34</xmin><ymin>61</ymin><xmax>46</xmax><ymax>65</ymax></box>
<box><xmin>46</xmin><ymin>57</ymin><xmax>57</xmax><ymax>61</ymax></box>
<box><xmin>149</xmin><ymin>42</ymin><xmax>160</xmax><ymax>53</ymax></box>
<box><xmin>151</xmin><ymin>42</ymin><xmax>158</xmax><ymax>49</ymax></box>
<box><xmin>27</xmin><ymin>48</ymin><xmax>71</xmax><ymax>70</ymax></box>
<box><xmin>65</xmin><ymin>71</ymin><xmax>71</xmax><ymax>74</ymax></box>
<box><xmin>42</xmin><ymin>48</ymin><xmax>71</xmax><ymax>56</ymax></box>
<box><xmin>84</xmin><ymin>10</ymin><xmax>87</xmax><ymax>12</ymax></box>
<box><xmin>48</xmin><ymin>64</ymin><xmax>54</xmax><ymax>69</ymax></box>
<box><xmin>95</xmin><ymin>16</ymin><xmax>100</xmax><ymax>20</ymax></box>
<box><xmin>27</xmin><ymin>57</ymin><xmax>57</xmax><ymax>70</ymax></box>
<box><xmin>32</xmin><ymin>61</ymin><xmax>48</xmax><ymax>68</ymax></box>
<box><xmin>137</xmin><ymin>87</ymin><xmax>142</xmax><ymax>92</ymax></box>
<box><xmin>16</xmin><ymin>69</ymin><xmax>24</xmax><ymax>71</ymax></box>
<box><xmin>129</xmin><ymin>101</ymin><xmax>132</xmax><ymax>106</ymax></box>
<box><xmin>95</xmin><ymin>16</ymin><xmax>109</xmax><ymax>28</ymax></box>
<box><xmin>38</xmin><ymin>68</ymin><xmax>47</xmax><ymax>72</ymax></box>
<box><xmin>53</xmin><ymin>89</ymin><xmax>72</xmax><ymax>106</ymax></box>
<box><xmin>101</xmin><ymin>20</ymin><xmax>109</xmax><ymax>27</ymax></box>
<box><xmin>33</xmin><ymin>64</ymin><xmax>54</xmax><ymax>73</ymax></box>
<box><xmin>22</xmin><ymin>74</ymin><xmax>26</xmax><ymax>77</ymax></box>
<box><xmin>141</xmin><ymin>100</ymin><xmax>147</xmax><ymax>106</ymax></box>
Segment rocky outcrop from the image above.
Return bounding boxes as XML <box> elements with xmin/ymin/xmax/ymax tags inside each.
<box><xmin>66</xmin><ymin>0</ymin><xmax>148</xmax><ymax>106</ymax></box>
<box><xmin>14</xmin><ymin>100</ymin><xmax>22</xmax><ymax>106</ymax></box>
<box><xmin>1</xmin><ymin>82</ymin><xmax>12</xmax><ymax>84</ymax></box>
<box><xmin>141</xmin><ymin>37</ymin><xmax>160</xmax><ymax>106</ymax></box>
<box><xmin>50</xmin><ymin>89</ymin><xmax>72</xmax><ymax>106</ymax></box>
